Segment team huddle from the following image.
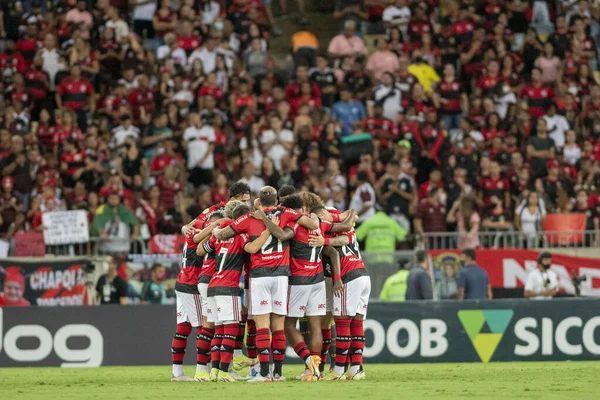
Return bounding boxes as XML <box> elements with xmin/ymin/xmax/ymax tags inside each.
<box><xmin>170</xmin><ymin>182</ymin><xmax>371</xmax><ymax>382</ymax></box>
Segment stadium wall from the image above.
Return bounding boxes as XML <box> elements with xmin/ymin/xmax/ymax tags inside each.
<box><xmin>1</xmin><ymin>299</ymin><xmax>599</xmax><ymax>367</ymax></box>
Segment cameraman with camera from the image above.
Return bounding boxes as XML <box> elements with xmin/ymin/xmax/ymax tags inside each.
<box><xmin>524</xmin><ymin>252</ymin><xmax>558</xmax><ymax>300</ymax></box>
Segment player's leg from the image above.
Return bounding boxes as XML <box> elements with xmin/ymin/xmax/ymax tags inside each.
<box><xmin>217</xmin><ymin>296</ymin><xmax>242</xmax><ymax>382</ymax></box>
<box><xmin>195</xmin><ymin>320</ymin><xmax>214</xmax><ymax>381</ymax></box>
<box><xmin>285</xmin><ymin>283</ymin><xmax>310</xmax><ymax>353</ymax></box>
<box><xmin>248</xmin><ymin>277</ymin><xmax>273</xmax><ymax>382</ymax></box>
<box><xmin>348</xmin><ymin>276</ymin><xmax>371</xmax><ymax>381</ymax></box>
<box><xmin>233</xmin><ymin>306</ymin><xmax>253</xmax><ymax>371</ymax></box>
<box><xmin>210</xmin><ymin>322</ymin><xmax>223</xmax><ymax>381</ymax></box>
<box><xmin>195</xmin><ymin>282</ymin><xmax>213</xmax><ymax>380</ymax></box>
<box><xmin>270</xmin><ymin>276</ymin><xmax>289</xmax><ymax>381</ymax></box>
<box><xmin>304</xmin><ymin>281</ymin><xmax>326</xmax><ymax>378</ymax></box>
<box><xmin>320</xmin><ymin>313</ymin><xmax>333</xmax><ymax>376</ymax></box>
<box><xmin>285</xmin><ymin>316</ymin><xmax>309</xmax><ymax>361</ymax></box>
<box><xmin>171</xmin><ymin>291</ymin><xmax>196</xmax><ymax>382</ymax></box>
<box><xmin>326</xmin><ymin>282</ymin><xmax>353</xmax><ymax>380</ymax></box>
<box><xmin>321</xmin><ymin>277</ymin><xmax>334</xmax><ymax>376</ymax></box>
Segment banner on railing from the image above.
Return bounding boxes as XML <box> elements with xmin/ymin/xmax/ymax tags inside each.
<box><xmin>42</xmin><ymin>210</ymin><xmax>90</xmax><ymax>245</ymax></box>
<box><xmin>429</xmin><ymin>249</ymin><xmax>600</xmax><ymax>296</ymax></box>
<box><xmin>0</xmin><ymin>258</ymin><xmax>89</xmax><ymax>306</ymax></box>
<box><xmin>14</xmin><ymin>232</ymin><xmax>46</xmax><ymax>256</ymax></box>
<box><xmin>148</xmin><ymin>234</ymin><xmax>186</xmax><ymax>255</ymax></box>
<box><xmin>1</xmin><ymin>299</ymin><xmax>600</xmax><ymax>367</ymax></box>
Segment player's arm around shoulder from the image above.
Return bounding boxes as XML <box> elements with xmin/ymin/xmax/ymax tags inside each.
<box><xmin>330</xmin><ymin>209</ymin><xmax>357</xmax><ymax>233</ymax></box>
<box><xmin>193</xmin><ymin>218</ymin><xmax>223</xmax><ymax>243</ymax></box>
<box><xmin>297</xmin><ymin>212</ymin><xmax>319</xmax><ymax>230</ymax></box>
<box><xmin>197</xmin><ymin>237</ymin><xmax>216</xmax><ymax>256</ymax></box>
<box><xmin>244</xmin><ymin>230</ymin><xmax>272</xmax><ymax>254</ymax></box>
<box><xmin>252</xmin><ymin>210</ymin><xmax>294</xmax><ymax>241</ymax></box>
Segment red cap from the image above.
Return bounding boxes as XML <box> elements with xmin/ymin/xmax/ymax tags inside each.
<box><xmin>2</xmin><ymin>176</ymin><xmax>13</xmax><ymax>188</ymax></box>
<box><xmin>5</xmin><ymin>267</ymin><xmax>25</xmax><ymax>292</ymax></box>
<box><xmin>546</xmin><ymin>160</ymin><xmax>559</xmax><ymax>169</ymax></box>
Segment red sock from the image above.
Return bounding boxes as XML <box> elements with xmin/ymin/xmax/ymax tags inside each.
<box><xmin>293</xmin><ymin>342</ymin><xmax>311</xmax><ymax>363</ymax></box>
<box><xmin>196</xmin><ymin>327</ymin><xmax>214</xmax><ymax>365</ymax></box>
<box><xmin>350</xmin><ymin>319</ymin><xmax>365</xmax><ymax>367</ymax></box>
<box><xmin>236</xmin><ymin>314</ymin><xmax>247</xmax><ymax>351</ymax></box>
<box><xmin>334</xmin><ymin>318</ymin><xmax>351</xmax><ymax>370</ymax></box>
<box><xmin>321</xmin><ymin>328</ymin><xmax>332</xmax><ymax>365</ymax></box>
<box><xmin>220</xmin><ymin>323</ymin><xmax>238</xmax><ymax>372</ymax></box>
<box><xmin>246</xmin><ymin>319</ymin><xmax>257</xmax><ymax>359</ymax></box>
<box><xmin>271</xmin><ymin>329</ymin><xmax>286</xmax><ymax>363</ymax></box>
<box><xmin>211</xmin><ymin>325</ymin><xmax>224</xmax><ymax>370</ymax></box>
<box><xmin>256</xmin><ymin>328</ymin><xmax>271</xmax><ymax>365</ymax></box>
<box><xmin>171</xmin><ymin>322</ymin><xmax>192</xmax><ymax>364</ymax></box>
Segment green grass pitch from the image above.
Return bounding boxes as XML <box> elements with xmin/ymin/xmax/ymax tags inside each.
<box><xmin>1</xmin><ymin>362</ymin><xmax>599</xmax><ymax>400</ymax></box>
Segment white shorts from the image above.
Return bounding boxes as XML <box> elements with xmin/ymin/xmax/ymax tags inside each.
<box><xmin>249</xmin><ymin>276</ymin><xmax>288</xmax><ymax>316</ymax></box>
<box><xmin>333</xmin><ymin>276</ymin><xmax>371</xmax><ymax>318</ymax></box>
<box><xmin>324</xmin><ymin>277</ymin><xmax>333</xmax><ymax>313</ymax></box>
<box><xmin>206</xmin><ymin>295</ymin><xmax>242</xmax><ymax>323</ymax></box>
<box><xmin>287</xmin><ymin>281</ymin><xmax>327</xmax><ymax>318</ymax></box>
<box><xmin>175</xmin><ymin>291</ymin><xmax>202</xmax><ymax>327</ymax></box>
<box><xmin>197</xmin><ymin>282</ymin><xmax>208</xmax><ymax>313</ymax></box>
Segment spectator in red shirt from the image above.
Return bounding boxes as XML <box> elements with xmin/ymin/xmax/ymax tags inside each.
<box><xmin>56</xmin><ymin>65</ymin><xmax>95</xmax><ymax>130</ymax></box>
<box><xmin>419</xmin><ymin>168</ymin><xmax>443</xmax><ymax>200</ymax></box>
<box><xmin>414</xmin><ymin>186</ymin><xmax>448</xmax><ymax>247</ymax></box>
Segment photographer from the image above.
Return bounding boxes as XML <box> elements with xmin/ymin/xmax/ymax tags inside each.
<box><xmin>524</xmin><ymin>252</ymin><xmax>558</xmax><ymax>300</ymax></box>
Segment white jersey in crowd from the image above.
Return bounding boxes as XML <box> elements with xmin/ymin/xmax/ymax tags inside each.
<box><xmin>373</xmin><ymin>84</ymin><xmax>403</xmax><ymax>121</ymax></box>
<box><xmin>350</xmin><ymin>182</ymin><xmax>376</xmax><ymax>223</ymax></box>
<box><xmin>382</xmin><ymin>5</ymin><xmax>411</xmax><ymax>38</ymax></box>
<box><xmin>259</xmin><ymin>129</ymin><xmax>294</xmax><ymax>170</ymax></box>
<box><xmin>183</xmin><ymin>125</ymin><xmax>215</xmax><ymax>169</ymax></box>
<box><xmin>525</xmin><ymin>268</ymin><xmax>558</xmax><ymax>300</ymax></box>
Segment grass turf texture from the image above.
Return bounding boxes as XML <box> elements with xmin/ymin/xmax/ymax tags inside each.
<box><xmin>1</xmin><ymin>362</ymin><xmax>598</xmax><ymax>400</ymax></box>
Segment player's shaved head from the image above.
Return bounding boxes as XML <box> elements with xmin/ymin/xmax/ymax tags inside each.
<box><xmin>259</xmin><ymin>186</ymin><xmax>278</xmax><ymax>207</ymax></box>
<box><xmin>278</xmin><ymin>184</ymin><xmax>296</xmax><ymax>201</ymax></box>
<box><xmin>232</xmin><ymin>204</ymin><xmax>250</xmax><ymax>219</ymax></box>
<box><xmin>281</xmin><ymin>194</ymin><xmax>303</xmax><ymax>212</ymax></box>
<box><xmin>224</xmin><ymin>200</ymin><xmax>245</xmax><ymax>218</ymax></box>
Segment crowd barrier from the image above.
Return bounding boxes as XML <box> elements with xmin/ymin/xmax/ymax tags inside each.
<box><xmin>10</xmin><ymin>230</ymin><xmax>600</xmax><ymax>259</ymax></box>
<box><xmin>1</xmin><ymin>299</ymin><xmax>599</xmax><ymax>367</ymax></box>
<box><xmin>415</xmin><ymin>230</ymin><xmax>600</xmax><ymax>250</ymax></box>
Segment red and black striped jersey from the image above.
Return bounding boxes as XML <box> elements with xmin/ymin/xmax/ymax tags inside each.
<box><xmin>520</xmin><ymin>85</ymin><xmax>554</xmax><ymax>118</ymax></box>
<box><xmin>438</xmin><ymin>80</ymin><xmax>463</xmax><ymax>113</ymax></box>
<box><xmin>327</xmin><ymin>230</ymin><xmax>369</xmax><ymax>283</ymax></box>
<box><xmin>204</xmin><ymin>233</ymin><xmax>250</xmax><ymax>296</ymax></box>
<box><xmin>176</xmin><ymin>202</ymin><xmax>226</xmax><ymax>292</ymax></box>
<box><xmin>288</xmin><ymin>219</ymin><xmax>333</xmax><ymax>285</ymax></box>
<box><xmin>230</xmin><ymin>207</ymin><xmax>302</xmax><ymax>278</ymax></box>
<box><xmin>56</xmin><ymin>78</ymin><xmax>94</xmax><ymax>110</ymax></box>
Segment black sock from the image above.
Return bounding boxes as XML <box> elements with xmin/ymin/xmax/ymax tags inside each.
<box><xmin>319</xmin><ymin>361</ymin><xmax>325</xmax><ymax>373</ymax></box>
<box><xmin>273</xmin><ymin>361</ymin><xmax>282</xmax><ymax>376</ymax></box>
<box><xmin>260</xmin><ymin>362</ymin><xmax>270</xmax><ymax>377</ymax></box>
<box><xmin>211</xmin><ymin>359</ymin><xmax>220</xmax><ymax>370</ymax></box>
<box><xmin>219</xmin><ymin>362</ymin><xmax>230</xmax><ymax>373</ymax></box>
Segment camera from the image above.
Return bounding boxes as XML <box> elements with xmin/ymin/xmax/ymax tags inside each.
<box><xmin>572</xmin><ymin>272</ymin><xmax>587</xmax><ymax>297</ymax></box>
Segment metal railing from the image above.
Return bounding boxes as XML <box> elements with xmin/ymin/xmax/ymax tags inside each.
<box><xmin>42</xmin><ymin>237</ymin><xmax>147</xmax><ymax>257</ymax></box>
<box><xmin>412</xmin><ymin>230</ymin><xmax>600</xmax><ymax>250</ymax></box>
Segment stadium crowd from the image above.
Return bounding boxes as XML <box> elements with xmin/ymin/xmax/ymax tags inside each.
<box><xmin>0</xmin><ymin>0</ymin><xmax>600</xmax><ymax>247</ymax></box>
